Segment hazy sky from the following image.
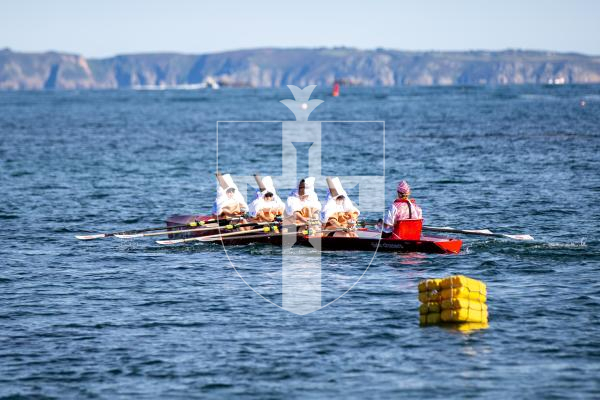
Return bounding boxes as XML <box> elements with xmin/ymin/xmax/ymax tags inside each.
<box><xmin>2</xmin><ymin>0</ymin><xmax>599</xmax><ymax>57</ymax></box>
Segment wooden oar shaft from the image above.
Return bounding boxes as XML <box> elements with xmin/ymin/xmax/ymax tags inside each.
<box><xmin>156</xmin><ymin>222</ymin><xmax>279</xmax><ymax>245</ymax></box>
<box><xmin>75</xmin><ymin>216</ymin><xmax>245</xmax><ymax>240</ymax></box>
<box><xmin>422</xmin><ymin>226</ymin><xmax>533</xmax><ymax>240</ymax></box>
<box><xmin>319</xmin><ymin>228</ymin><xmax>353</xmax><ymax>234</ymax></box>
<box><xmin>359</xmin><ymin>220</ymin><xmax>533</xmax><ymax>241</ymax></box>
<box><xmin>76</xmin><ymin>224</ymin><xmax>194</xmax><ymax>240</ymax></box>
<box><xmin>115</xmin><ymin>223</ymin><xmax>222</xmax><ymax>238</ymax></box>
<box><xmin>199</xmin><ymin>226</ymin><xmax>274</xmax><ymax>241</ymax></box>
<box><xmin>201</xmin><ymin>230</ymin><xmax>306</xmax><ymax>243</ymax></box>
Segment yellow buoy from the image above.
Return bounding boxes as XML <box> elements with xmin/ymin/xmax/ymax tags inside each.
<box><xmin>418</xmin><ymin>290</ymin><xmax>440</xmax><ymax>303</ymax></box>
<box><xmin>441</xmin><ymin>308</ymin><xmax>488</xmax><ymax>323</ymax></box>
<box><xmin>418</xmin><ymin>275</ymin><xmax>489</xmax><ymax>328</ymax></box>
<box><xmin>419</xmin><ymin>312</ymin><xmax>442</xmax><ymax>325</ymax></box>
<box><xmin>419</xmin><ymin>302</ymin><xmax>441</xmax><ymax>315</ymax></box>
<box><xmin>441</xmin><ymin>298</ymin><xmax>487</xmax><ymax>312</ymax></box>
<box><xmin>439</xmin><ymin>287</ymin><xmax>487</xmax><ymax>303</ymax></box>
<box><xmin>418</xmin><ymin>278</ymin><xmax>443</xmax><ymax>292</ymax></box>
<box><xmin>440</xmin><ymin>275</ymin><xmax>486</xmax><ymax>295</ymax></box>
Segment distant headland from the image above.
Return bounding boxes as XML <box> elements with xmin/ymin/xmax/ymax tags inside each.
<box><xmin>1</xmin><ymin>47</ymin><xmax>599</xmax><ymax>90</ymax></box>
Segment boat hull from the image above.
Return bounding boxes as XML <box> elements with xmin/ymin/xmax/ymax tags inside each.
<box><xmin>165</xmin><ymin>216</ymin><xmax>462</xmax><ymax>254</ymax></box>
<box><xmin>215</xmin><ymin>230</ymin><xmax>462</xmax><ymax>254</ymax></box>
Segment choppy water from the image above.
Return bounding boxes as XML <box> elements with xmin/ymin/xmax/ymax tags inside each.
<box><xmin>1</xmin><ymin>86</ymin><xmax>599</xmax><ymax>399</ymax></box>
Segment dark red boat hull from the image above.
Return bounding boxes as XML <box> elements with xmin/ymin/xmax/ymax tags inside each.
<box><xmin>166</xmin><ymin>216</ymin><xmax>462</xmax><ymax>254</ymax></box>
<box><xmin>215</xmin><ymin>231</ymin><xmax>462</xmax><ymax>254</ymax></box>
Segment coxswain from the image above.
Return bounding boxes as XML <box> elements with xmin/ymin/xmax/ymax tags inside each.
<box><xmin>284</xmin><ymin>177</ymin><xmax>321</xmax><ymax>227</ymax></box>
<box><xmin>249</xmin><ymin>175</ymin><xmax>285</xmax><ymax>222</ymax></box>
<box><xmin>382</xmin><ymin>180</ymin><xmax>423</xmax><ymax>239</ymax></box>
<box><xmin>320</xmin><ymin>177</ymin><xmax>360</xmax><ymax>237</ymax></box>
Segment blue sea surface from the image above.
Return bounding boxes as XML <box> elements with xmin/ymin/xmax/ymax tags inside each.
<box><xmin>1</xmin><ymin>86</ymin><xmax>599</xmax><ymax>398</ymax></box>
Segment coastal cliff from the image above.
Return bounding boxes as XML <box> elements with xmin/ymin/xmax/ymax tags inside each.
<box><xmin>2</xmin><ymin>47</ymin><xmax>599</xmax><ymax>90</ymax></box>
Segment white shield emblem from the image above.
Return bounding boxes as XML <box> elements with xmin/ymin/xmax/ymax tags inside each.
<box><xmin>216</xmin><ymin>85</ymin><xmax>385</xmax><ymax>314</ymax></box>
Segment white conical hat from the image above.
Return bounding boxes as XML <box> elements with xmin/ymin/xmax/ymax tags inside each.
<box><xmin>326</xmin><ymin>177</ymin><xmax>346</xmax><ymax>198</ymax></box>
<box><xmin>261</xmin><ymin>176</ymin><xmax>276</xmax><ymax>193</ymax></box>
<box><xmin>217</xmin><ymin>173</ymin><xmax>237</xmax><ymax>191</ymax></box>
<box><xmin>303</xmin><ymin>177</ymin><xmax>315</xmax><ymax>193</ymax></box>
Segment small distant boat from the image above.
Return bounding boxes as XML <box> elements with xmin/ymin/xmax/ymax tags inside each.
<box><xmin>332</xmin><ymin>81</ymin><xmax>340</xmax><ymax>97</ymax></box>
<box><xmin>133</xmin><ymin>76</ymin><xmax>220</xmax><ymax>91</ymax></box>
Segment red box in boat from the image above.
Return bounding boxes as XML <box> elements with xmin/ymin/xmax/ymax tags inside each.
<box><xmin>393</xmin><ymin>219</ymin><xmax>423</xmax><ymax>240</ymax></box>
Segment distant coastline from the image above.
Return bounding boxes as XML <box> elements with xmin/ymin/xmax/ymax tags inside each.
<box><xmin>2</xmin><ymin>47</ymin><xmax>600</xmax><ymax>90</ymax></box>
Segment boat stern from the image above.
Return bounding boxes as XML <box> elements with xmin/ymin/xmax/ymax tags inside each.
<box><xmin>432</xmin><ymin>238</ymin><xmax>463</xmax><ymax>254</ymax></box>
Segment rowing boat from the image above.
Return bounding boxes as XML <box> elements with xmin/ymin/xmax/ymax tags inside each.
<box><xmin>165</xmin><ymin>215</ymin><xmax>462</xmax><ymax>254</ymax></box>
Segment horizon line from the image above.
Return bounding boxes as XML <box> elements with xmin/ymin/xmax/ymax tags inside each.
<box><xmin>2</xmin><ymin>45</ymin><xmax>599</xmax><ymax>59</ymax></box>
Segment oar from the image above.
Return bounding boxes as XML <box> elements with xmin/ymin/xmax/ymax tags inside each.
<box><xmin>358</xmin><ymin>220</ymin><xmax>533</xmax><ymax>241</ymax></box>
<box><xmin>75</xmin><ymin>223</ymin><xmax>199</xmax><ymax>240</ymax></box>
<box><xmin>75</xmin><ymin>216</ymin><xmax>245</xmax><ymax>240</ymax></box>
<box><xmin>196</xmin><ymin>226</ymin><xmax>277</xmax><ymax>243</ymax></box>
<box><xmin>156</xmin><ymin>223</ymin><xmax>278</xmax><ymax>245</ymax></box>
<box><xmin>114</xmin><ymin>219</ymin><xmax>273</xmax><ymax>239</ymax></box>
<box><xmin>114</xmin><ymin>223</ymin><xmax>222</xmax><ymax>238</ymax></box>
<box><xmin>319</xmin><ymin>228</ymin><xmax>355</xmax><ymax>235</ymax></box>
<box><xmin>197</xmin><ymin>226</ymin><xmax>327</xmax><ymax>243</ymax></box>
<box><xmin>421</xmin><ymin>226</ymin><xmax>534</xmax><ymax>241</ymax></box>
<box><xmin>200</xmin><ymin>230</ymin><xmax>310</xmax><ymax>243</ymax></box>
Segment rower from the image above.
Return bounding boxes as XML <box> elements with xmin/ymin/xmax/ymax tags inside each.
<box><xmin>284</xmin><ymin>177</ymin><xmax>321</xmax><ymax>226</ymax></box>
<box><xmin>212</xmin><ymin>173</ymin><xmax>248</xmax><ymax>220</ymax></box>
<box><xmin>382</xmin><ymin>180</ymin><xmax>423</xmax><ymax>240</ymax></box>
<box><xmin>249</xmin><ymin>175</ymin><xmax>285</xmax><ymax>222</ymax></box>
<box><xmin>320</xmin><ymin>177</ymin><xmax>360</xmax><ymax>237</ymax></box>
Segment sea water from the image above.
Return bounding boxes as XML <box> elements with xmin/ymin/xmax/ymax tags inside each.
<box><xmin>1</xmin><ymin>86</ymin><xmax>599</xmax><ymax>398</ymax></box>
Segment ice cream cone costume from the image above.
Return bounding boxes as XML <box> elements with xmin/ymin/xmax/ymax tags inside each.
<box><xmin>284</xmin><ymin>177</ymin><xmax>322</xmax><ymax>226</ymax></box>
<box><xmin>320</xmin><ymin>177</ymin><xmax>360</xmax><ymax>237</ymax></box>
<box><xmin>212</xmin><ymin>173</ymin><xmax>249</xmax><ymax>219</ymax></box>
<box><xmin>248</xmin><ymin>175</ymin><xmax>285</xmax><ymax>222</ymax></box>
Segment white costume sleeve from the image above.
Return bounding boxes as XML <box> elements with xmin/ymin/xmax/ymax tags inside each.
<box><xmin>320</xmin><ymin>199</ymin><xmax>343</xmax><ymax>223</ymax></box>
<box><xmin>285</xmin><ymin>192</ymin><xmax>321</xmax><ymax>217</ymax></box>
<box><xmin>248</xmin><ymin>197</ymin><xmax>260</xmax><ymax>217</ymax></box>
<box><xmin>235</xmin><ymin>191</ymin><xmax>248</xmax><ymax>213</ymax></box>
<box><xmin>323</xmin><ymin>190</ymin><xmax>360</xmax><ymax>218</ymax></box>
<box><xmin>213</xmin><ymin>187</ymin><xmax>227</xmax><ymax>215</ymax></box>
<box><xmin>383</xmin><ymin>204</ymin><xmax>397</xmax><ymax>233</ymax></box>
<box><xmin>307</xmin><ymin>196</ymin><xmax>322</xmax><ymax>212</ymax></box>
<box><xmin>343</xmin><ymin>199</ymin><xmax>360</xmax><ymax>216</ymax></box>
<box><xmin>274</xmin><ymin>195</ymin><xmax>285</xmax><ymax>211</ymax></box>
<box><xmin>214</xmin><ymin>197</ymin><xmax>238</xmax><ymax>215</ymax></box>
<box><xmin>213</xmin><ymin>186</ymin><xmax>248</xmax><ymax>215</ymax></box>
<box><xmin>285</xmin><ymin>193</ymin><xmax>302</xmax><ymax>216</ymax></box>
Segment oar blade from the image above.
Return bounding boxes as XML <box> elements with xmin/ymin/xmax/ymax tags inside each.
<box><xmin>462</xmin><ymin>229</ymin><xmax>494</xmax><ymax>235</ymax></box>
<box><xmin>423</xmin><ymin>225</ymin><xmax>533</xmax><ymax>241</ymax></box>
<box><xmin>75</xmin><ymin>234</ymin><xmax>107</xmax><ymax>240</ymax></box>
<box><xmin>198</xmin><ymin>236</ymin><xmax>222</xmax><ymax>242</ymax></box>
<box><xmin>156</xmin><ymin>238</ymin><xmax>186</xmax><ymax>245</ymax></box>
<box><xmin>114</xmin><ymin>233</ymin><xmax>144</xmax><ymax>239</ymax></box>
<box><xmin>504</xmin><ymin>234</ymin><xmax>534</xmax><ymax>241</ymax></box>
